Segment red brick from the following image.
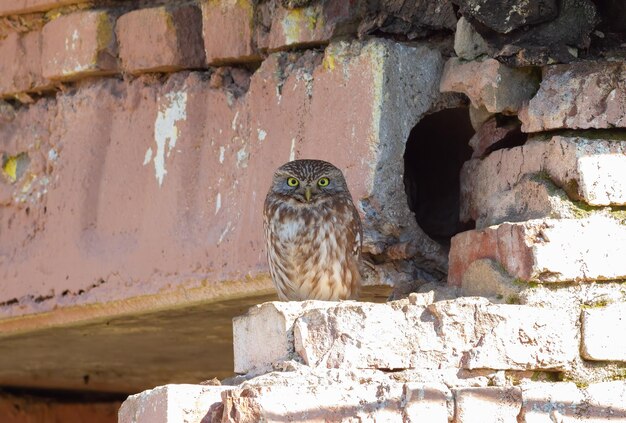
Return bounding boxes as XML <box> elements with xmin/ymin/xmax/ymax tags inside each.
<box><xmin>0</xmin><ymin>0</ymin><xmax>85</xmax><ymax>16</ymax></box>
<box><xmin>42</xmin><ymin>10</ymin><xmax>118</xmax><ymax>81</ymax></box>
<box><xmin>449</xmin><ymin>216</ymin><xmax>626</xmax><ymax>286</ymax></box>
<box><xmin>201</xmin><ymin>0</ymin><xmax>259</xmax><ymax>65</ymax></box>
<box><xmin>116</xmin><ymin>5</ymin><xmax>205</xmax><ymax>74</ymax></box>
<box><xmin>0</xmin><ymin>29</ymin><xmax>53</xmax><ymax>98</ymax></box>
<box><xmin>267</xmin><ymin>0</ymin><xmax>364</xmax><ymax>51</ymax></box>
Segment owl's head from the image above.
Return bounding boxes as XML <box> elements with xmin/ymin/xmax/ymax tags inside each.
<box><xmin>269</xmin><ymin>159</ymin><xmax>350</xmax><ymax>204</ymax></box>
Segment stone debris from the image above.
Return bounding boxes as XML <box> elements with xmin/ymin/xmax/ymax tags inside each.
<box><xmin>439</xmin><ymin>57</ymin><xmax>539</xmax><ymax>114</ymax></box>
<box><xmin>520</xmin><ymin>61</ymin><xmax>626</xmax><ymax>132</ymax></box>
<box><xmin>457</xmin><ymin>0</ymin><xmax>599</xmax><ymax>66</ymax></box>
<box><xmin>452</xmin><ymin>0</ymin><xmax>558</xmax><ymax>34</ymax></box>
<box><xmin>454</xmin><ymin>17</ymin><xmax>488</xmax><ymax>60</ymax></box>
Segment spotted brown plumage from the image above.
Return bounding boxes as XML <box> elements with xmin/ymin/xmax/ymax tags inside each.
<box><xmin>263</xmin><ymin>159</ymin><xmax>362</xmax><ymax>301</ymax></box>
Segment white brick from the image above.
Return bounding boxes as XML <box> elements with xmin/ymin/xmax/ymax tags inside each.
<box><xmin>292</xmin><ymin>298</ymin><xmax>576</xmax><ymax>372</ymax></box>
<box><xmin>233</xmin><ymin>301</ymin><xmax>332</xmax><ymax>374</ymax></box>
<box><xmin>222</xmin><ymin>378</ymin><xmax>406</xmax><ymax>422</ymax></box>
<box><xmin>519</xmin><ymin>382</ymin><xmax>584</xmax><ymax>423</ymax></box>
<box><xmin>454</xmin><ymin>387</ymin><xmax>521</xmax><ymax>423</ymax></box>
<box><xmin>118</xmin><ymin>384</ymin><xmax>228</xmax><ymax>423</ymax></box>
<box><xmin>403</xmin><ymin>383</ymin><xmax>451</xmax><ymax>422</ymax></box>
<box><xmin>582</xmin><ymin>302</ymin><xmax>626</xmax><ymax>361</ymax></box>
<box><xmin>584</xmin><ymin>381</ymin><xmax>626</xmax><ymax>421</ymax></box>
<box><xmin>520</xmin><ymin>381</ymin><xmax>626</xmax><ymax>422</ymax></box>
<box><xmin>439</xmin><ymin>302</ymin><xmax>578</xmax><ymax>371</ymax></box>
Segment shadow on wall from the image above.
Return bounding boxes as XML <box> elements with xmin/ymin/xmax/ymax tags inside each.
<box><xmin>403</xmin><ymin>107</ymin><xmax>475</xmax><ymax>249</ymax></box>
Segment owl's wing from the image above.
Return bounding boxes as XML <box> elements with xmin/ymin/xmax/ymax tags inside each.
<box><xmin>348</xmin><ymin>203</ymin><xmax>363</xmax><ymax>259</ymax></box>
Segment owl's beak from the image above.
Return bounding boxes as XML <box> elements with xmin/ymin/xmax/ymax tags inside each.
<box><xmin>304</xmin><ymin>187</ymin><xmax>312</xmax><ymax>202</ymax></box>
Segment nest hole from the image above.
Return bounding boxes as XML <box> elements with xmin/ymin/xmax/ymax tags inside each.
<box><xmin>403</xmin><ymin>107</ymin><xmax>475</xmax><ymax>248</ymax></box>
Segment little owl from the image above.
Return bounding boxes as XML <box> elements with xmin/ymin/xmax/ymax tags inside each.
<box><xmin>263</xmin><ymin>159</ymin><xmax>362</xmax><ymax>301</ymax></box>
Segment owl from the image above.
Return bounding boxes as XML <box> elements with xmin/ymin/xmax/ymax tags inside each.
<box><xmin>263</xmin><ymin>159</ymin><xmax>362</xmax><ymax>301</ymax></box>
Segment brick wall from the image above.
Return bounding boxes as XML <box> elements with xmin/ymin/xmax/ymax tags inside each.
<box><xmin>1</xmin><ymin>0</ymin><xmax>625</xmax><ymax>421</ymax></box>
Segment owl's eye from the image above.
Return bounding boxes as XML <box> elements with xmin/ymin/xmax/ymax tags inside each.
<box><xmin>317</xmin><ymin>177</ymin><xmax>330</xmax><ymax>187</ymax></box>
<box><xmin>287</xmin><ymin>177</ymin><xmax>299</xmax><ymax>187</ymax></box>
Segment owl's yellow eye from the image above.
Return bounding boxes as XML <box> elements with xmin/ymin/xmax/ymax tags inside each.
<box><xmin>287</xmin><ymin>177</ymin><xmax>299</xmax><ymax>187</ymax></box>
<box><xmin>318</xmin><ymin>177</ymin><xmax>330</xmax><ymax>187</ymax></box>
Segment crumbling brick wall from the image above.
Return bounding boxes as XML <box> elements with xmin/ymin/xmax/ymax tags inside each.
<box><xmin>1</xmin><ymin>0</ymin><xmax>626</xmax><ymax>421</ymax></box>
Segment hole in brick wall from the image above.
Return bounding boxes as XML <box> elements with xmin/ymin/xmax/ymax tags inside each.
<box><xmin>403</xmin><ymin>107</ymin><xmax>475</xmax><ymax>248</ymax></box>
<box><xmin>594</xmin><ymin>0</ymin><xmax>626</xmax><ymax>33</ymax></box>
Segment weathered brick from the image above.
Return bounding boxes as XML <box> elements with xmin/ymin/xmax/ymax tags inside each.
<box><xmin>118</xmin><ymin>384</ymin><xmax>228</xmax><ymax>423</ymax></box>
<box><xmin>233</xmin><ymin>301</ymin><xmax>333</xmax><ymax>374</ymax></box>
<box><xmin>222</xmin><ymin>378</ymin><xmax>406</xmax><ymax>422</ymax></box>
<box><xmin>461</xmin><ymin>258</ymin><xmax>521</xmax><ymax>299</ymax></box>
<box><xmin>42</xmin><ymin>10</ymin><xmax>118</xmax><ymax>80</ymax></box>
<box><xmin>454</xmin><ymin>387</ymin><xmax>521</xmax><ymax>423</ymax></box>
<box><xmin>581</xmin><ymin>302</ymin><xmax>626</xmax><ymax>361</ymax></box>
<box><xmin>0</xmin><ymin>29</ymin><xmax>53</xmax><ymax>98</ymax></box>
<box><xmin>234</xmin><ymin>299</ymin><xmax>576</xmax><ymax>374</ymax></box>
<box><xmin>267</xmin><ymin>0</ymin><xmax>364</xmax><ymax>51</ymax></box>
<box><xmin>435</xmin><ymin>301</ymin><xmax>578</xmax><ymax>372</ymax></box>
<box><xmin>403</xmin><ymin>383</ymin><xmax>451</xmax><ymax>422</ymax></box>
<box><xmin>583</xmin><ymin>381</ymin><xmax>626</xmax><ymax>421</ymax></box>
<box><xmin>201</xmin><ymin>0</ymin><xmax>259</xmax><ymax>65</ymax></box>
<box><xmin>519</xmin><ymin>382</ymin><xmax>584</xmax><ymax>423</ymax></box>
<box><xmin>439</xmin><ymin>57</ymin><xmax>539</xmax><ymax>114</ymax></box>
<box><xmin>0</xmin><ymin>0</ymin><xmax>85</xmax><ymax>16</ymax></box>
<box><xmin>116</xmin><ymin>5</ymin><xmax>205</xmax><ymax>74</ymax></box>
<box><xmin>461</xmin><ymin>136</ymin><xmax>626</xmax><ymax>228</ymax></box>
<box><xmin>292</xmin><ymin>298</ymin><xmax>575</xmax><ymax>371</ymax></box>
<box><xmin>449</xmin><ymin>215</ymin><xmax>626</xmax><ymax>286</ymax></box>
<box><xmin>518</xmin><ymin>381</ymin><xmax>626</xmax><ymax>422</ymax></box>
<box><xmin>520</xmin><ymin>62</ymin><xmax>626</xmax><ymax>132</ymax></box>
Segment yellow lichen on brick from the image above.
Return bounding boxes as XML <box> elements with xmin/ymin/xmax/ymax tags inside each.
<box><xmin>95</xmin><ymin>11</ymin><xmax>113</xmax><ymax>50</ymax></box>
<box><xmin>2</xmin><ymin>153</ymin><xmax>28</xmax><ymax>183</ymax></box>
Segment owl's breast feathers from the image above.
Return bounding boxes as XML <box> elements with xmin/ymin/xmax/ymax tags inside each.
<box><xmin>263</xmin><ymin>194</ymin><xmax>362</xmax><ymax>301</ymax></box>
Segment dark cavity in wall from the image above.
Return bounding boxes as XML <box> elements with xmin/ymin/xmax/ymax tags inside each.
<box><xmin>403</xmin><ymin>107</ymin><xmax>474</xmax><ymax>248</ymax></box>
<box><xmin>594</xmin><ymin>0</ymin><xmax>626</xmax><ymax>33</ymax></box>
